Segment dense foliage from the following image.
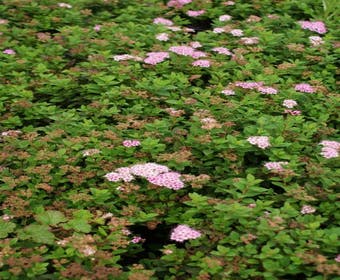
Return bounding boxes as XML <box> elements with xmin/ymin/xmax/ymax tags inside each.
<box><xmin>0</xmin><ymin>0</ymin><xmax>339</xmax><ymax>279</ymax></box>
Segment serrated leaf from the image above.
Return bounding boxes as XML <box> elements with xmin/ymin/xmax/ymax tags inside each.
<box><xmin>35</xmin><ymin>210</ymin><xmax>67</xmax><ymax>226</ymax></box>
<box><xmin>67</xmin><ymin>219</ymin><xmax>92</xmax><ymax>233</ymax></box>
<box><xmin>19</xmin><ymin>224</ymin><xmax>55</xmax><ymax>245</ymax></box>
<box><xmin>0</xmin><ymin>220</ymin><xmax>16</xmax><ymax>238</ymax></box>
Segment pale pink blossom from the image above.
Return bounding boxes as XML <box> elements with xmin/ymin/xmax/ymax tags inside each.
<box><xmin>93</xmin><ymin>25</ymin><xmax>101</xmax><ymax>32</ymax></box>
<box><xmin>153</xmin><ymin>17</ymin><xmax>174</xmax><ymax>26</ymax></box>
<box><xmin>221</xmin><ymin>89</ymin><xmax>235</xmax><ymax>95</ymax></box>
<box><xmin>235</xmin><ymin>81</ymin><xmax>264</xmax><ymax>89</ymax></box>
<box><xmin>320</xmin><ymin>141</ymin><xmax>340</xmax><ymax>150</ymax></box>
<box><xmin>247</xmin><ymin>136</ymin><xmax>271</xmax><ymax>149</ymax></box>
<box><xmin>144</xmin><ymin>52</ymin><xmax>169</xmax><ymax>65</ymax></box>
<box><xmin>190</xmin><ymin>41</ymin><xmax>202</xmax><ymax>48</ymax></box>
<box><xmin>148</xmin><ymin>172</ymin><xmax>184</xmax><ymax>190</ymax></box>
<box><xmin>240</xmin><ymin>37</ymin><xmax>259</xmax><ymax>45</ymax></box>
<box><xmin>298</xmin><ymin>21</ymin><xmax>327</xmax><ymax>34</ymax></box>
<box><xmin>169</xmin><ymin>45</ymin><xmax>195</xmax><ymax>56</ymax></box>
<box><xmin>212</xmin><ymin>47</ymin><xmax>232</xmax><ymax>55</ymax></box>
<box><xmin>309</xmin><ymin>36</ymin><xmax>324</xmax><ymax>46</ymax></box>
<box><xmin>82</xmin><ymin>149</ymin><xmax>101</xmax><ymax>157</ymax></box>
<box><xmin>170</xmin><ymin>225</ymin><xmax>201</xmax><ymax>242</ymax></box>
<box><xmin>122</xmin><ymin>229</ymin><xmax>132</xmax><ymax>235</ymax></box>
<box><xmin>300</xmin><ymin>205</ymin><xmax>316</xmax><ymax>214</ymax></box>
<box><xmin>191</xmin><ymin>51</ymin><xmax>207</xmax><ymax>59</ymax></box>
<box><xmin>294</xmin><ymin>83</ymin><xmax>315</xmax><ymax>93</ymax></box>
<box><xmin>0</xmin><ymin>19</ymin><xmax>8</xmax><ymax>24</ymax></box>
<box><xmin>163</xmin><ymin>249</ymin><xmax>173</xmax><ymax>254</ymax></box>
<box><xmin>3</xmin><ymin>49</ymin><xmax>15</xmax><ymax>55</ymax></box>
<box><xmin>113</xmin><ymin>54</ymin><xmax>141</xmax><ymax>61</ymax></box>
<box><xmin>156</xmin><ymin>33</ymin><xmax>169</xmax><ymax>41</ymax></box>
<box><xmin>80</xmin><ymin>245</ymin><xmax>96</xmax><ymax>256</ymax></box>
<box><xmin>1</xmin><ymin>130</ymin><xmax>21</xmax><ymax>136</ymax></box>
<box><xmin>131</xmin><ymin>236</ymin><xmax>144</xmax><ymax>243</ymax></box>
<box><xmin>186</xmin><ymin>10</ymin><xmax>206</xmax><ymax>17</ymax></box>
<box><xmin>2</xmin><ymin>214</ymin><xmax>12</xmax><ymax>221</ymax></box>
<box><xmin>319</xmin><ymin>141</ymin><xmax>339</xmax><ymax>159</ymax></box>
<box><xmin>335</xmin><ymin>255</ymin><xmax>340</xmax><ymax>262</ymax></box>
<box><xmin>258</xmin><ymin>86</ymin><xmax>278</xmax><ymax>94</ymax></box>
<box><xmin>167</xmin><ymin>0</ymin><xmax>192</xmax><ymax>8</ymax></box>
<box><xmin>223</xmin><ymin>1</ymin><xmax>235</xmax><ymax>5</ymax></box>
<box><xmin>58</xmin><ymin>2</ymin><xmax>72</xmax><ymax>8</ymax></box>
<box><xmin>230</xmin><ymin>29</ymin><xmax>244</xmax><ymax>37</ymax></box>
<box><xmin>264</xmin><ymin>161</ymin><xmax>288</xmax><ymax>171</ymax></box>
<box><xmin>283</xmin><ymin>99</ymin><xmax>298</xmax><ymax>108</ymax></box>
<box><xmin>192</xmin><ymin>59</ymin><xmax>210</xmax><ymax>67</ymax></box>
<box><xmin>213</xmin><ymin>27</ymin><xmax>225</xmax><ymax>34</ymax></box>
<box><xmin>284</xmin><ymin>109</ymin><xmax>301</xmax><ymax>115</ymax></box>
<box><xmin>167</xmin><ymin>26</ymin><xmax>182</xmax><ymax>31</ymax></box>
<box><xmin>122</xmin><ymin>140</ymin><xmax>141</xmax><ymax>147</ymax></box>
<box><xmin>219</xmin><ymin>15</ymin><xmax>232</xmax><ymax>22</ymax></box>
<box><xmin>129</xmin><ymin>163</ymin><xmax>170</xmax><ymax>178</ymax></box>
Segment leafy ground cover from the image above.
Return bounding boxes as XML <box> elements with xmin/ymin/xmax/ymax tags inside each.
<box><xmin>0</xmin><ymin>0</ymin><xmax>339</xmax><ymax>279</ymax></box>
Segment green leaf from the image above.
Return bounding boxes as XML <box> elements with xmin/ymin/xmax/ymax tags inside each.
<box><xmin>0</xmin><ymin>220</ymin><xmax>16</xmax><ymax>238</ymax></box>
<box><xmin>18</xmin><ymin>224</ymin><xmax>55</xmax><ymax>245</ymax></box>
<box><xmin>35</xmin><ymin>210</ymin><xmax>67</xmax><ymax>226</ymax></box>
<box><xmin>66</xmin><ymin>219</ymin><xmax>92</xmax><ymax>233</ymax></box>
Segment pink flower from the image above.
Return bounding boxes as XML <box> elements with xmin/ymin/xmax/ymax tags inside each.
<box><xmin>170</xmin><ymin>225</ymin><xmax>201</xmax><ymax>242</ymax></box>
<box><xmin>283</xmin><ymin>99</ymin><xmax>298</xmax><ymax>108</ymax></box>
<box><xmin>221</xmin><ymin>89</ymin><xmax>235</xmax><ymax>95</ymax></box>
<box><xmin>144</xmin><ymin>52</ymin><xmax>169</xmax><ymax>65</ymax></box>
<box><xmin>219</xmin><ymin>15</ymin><xmax>232</xmax><ymax>22</ymax></box>
<box><xmin>58</xmin><ymin>2</ymin><xmax>72</xmax><ymax>8</ymax></box>
<box><xmin>213</xmin><ymin>28</ymin><xmax>225</xmax><ymax>34</ymax></box>
<box><xmin>230</xmin><ymin>29</ymin><xmax>243</xmax><ymax>37</ymax></box>
<box><xmin>191</xmin><ymin>51</ymin><xmax>207</xmax><ymax>59</ymax></box>
<box><xmin>298</xmin><ymin>21</ymin><xmax>327</xmax><ymax>34</ymax></box>
<box><xmin>129</xmin><ymin>163</ymin><xmax>169</xmax><ymax>178</ymax></box>
<box><xmin>163</xmin><ymin>249</ymin><xmax>173</xmax><ymax>255</ymax></box>
<box><xmin>192</xmin><ymin>60</ymin><xmax>210</xmax><ymax>67</ymax></box>
<box><xmin>122</xmin><ymin>140</ymin><xmax>141</xmax><ymax>147</ymax></box>
<box><xmin>167</xmin><ymin>26</ymin><xmax>182</xmax><ymax>31</ymax></box>
<box><xmin>153</xmin><ymin>17</ymin><xmax>174</xmax><ymax>26</ymax></box>
<box><xmin>82</xmin><ymin>149</ymin><xmax>101</xmax><ymax>156</ymax></box>
<box><xmin>131</xmin><ymin>236</ymin><xmax>144</xmax><ymax>243</ymax></box>
<box><xmin>223</xmin><ymin>1</ymin><xmax>235</xmax><ymax>5</ymax></box>
<box><xmin>212</xmin><ymin>47</ymin><xmax>232</xmax><ymax>55</ymax></box>
<box><xmin>235</xmin><ymin>81</ymin><xmax>264</xmax><ymax>89</ymax></box>
<box><xmin>247</xmin><ymin>136</ymin><xmax>271</xmax><ymax>149</ymax></box>
<box><xmin>264</xmin><ymin>161</ymin><xmax>288</xmax><ymax>171</ymax></box>
<box><xmin>3</xmin><ymin>49</ymin><xmax>15</xmax><ymax>55</ymax></box>
<box><xmin>156</xmin><ymin>33</ymin><xmax>169</xmax><ymax>41</ymax></box>
<box><xmin>335</xmin><ymin>255</ymin><xmax>340</xmax><ymax>262</ymax></box>
<box><xmin>319</xmin><ymin>141</ymin><xmax>339</xmax><ymax>159</ymax></box>
<box><xmin>93</xmin><ymin>25</ymin><xmax>101</xmax><ymax>32</ymax></box>
<box><xmin>294</xmin><ymin>83</ymin><xmax>315</xmax><ymax>93</ymax></box>
<box><xmin>309</xmin><ymin>36</ymin><xmax>324</xmax><ymax>46</ymax></box>
<box><xmin>169</xmin><ymin>45</ymin><xmax>195</xmax><ymax>56</ymax></box>
<box><xmin>300</xmin><ymin>205</ymin><xmax>316</xmax><ymax>214</ymax></box>
<box><xmin>284</xmin><ymin>109</ymin><xmax>301</xmax><ymax>115</ymax></box>
<box><xmin>167</xmin><ymin>0</ymin><xmax>192</xmax><ymax>8</ymax></box>
<box><xmin>186</xmin><ymin>10</ymin><xmax>206</xmax><ymax>17</ymax></box>
<box><xmin>0</xmin><ymin>19</ymin><xmax>8</xmax><ymax>24</ymax></box>
<box><xmin>190</xmin><ymin>41</ymin><xmax>202</xmax><ymax>48</ymax></box>
<box><xmin>148</xmin><ymin>172</ymin><xmax>184</xmax><ymax>190</ymax></box>
<box><xmin>105</xmin><ymin>167</ymin><xmax>134</xmax><ymax>182</ymax></box>
<box><xmin>258</xmin><ymin>86</ymin><xmax>277</xmax><ymax>94</ymax></box>
<box><xmin>113</xmin><ymin>54</ymin><xmax>141</xmax><ymax>61</ymax></box>
<box><xmin>240</xmin><ymin>37</ymin><xmax>259</xmax><ymax>45</ymax></box>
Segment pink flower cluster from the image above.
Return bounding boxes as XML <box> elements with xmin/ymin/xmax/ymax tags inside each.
<box><xmin>93</xmin><ymin>25</ymin><xmax>101</xmax><ymax>32</ymax></box>
<box><xmin>294</xmin><ymin>83</ymin><xmax>315</xmax><ymax>93</ymax></box>
<box><xmin>170</xmin><ymin>225</ymin><xmax>201</xmax><ymax>242</ymax></box>
<box><xmin>298</xmin><ymin>21</ymin><xmax>327</xmax><ymax>34</ymax></box>
<box><xmin>212</xmin><ymin>47</ymin><xmax>232</xmax><ymax>55</ymax></box>
<box><xmin>192</xmin><ymin>59</ymin><xmax>210</xmax><ymax>67</ymax></box>
<box><xmin>189</xmin><ymin>41</ymin><xmax>202</xmax><ymax>48</ymax></box>
<box><xmin>221</xmin><ymin>89</ymin><xmax>235</xmax><ymax>96</ymax></box>
<box><xmin>283</xmin><ymin>99</ymin><xmax>298</xmax><ymax>108</ymax></box>
<box><xmin>319</xmin><ymin>141</ymin><xmax>339</xmax><ymax>159</ymax></box>
<box><xmin>131</xmin><ymin>236</ymin><xmax>144</xmax><ymax>243</ymax></box>
<box><xmin>113</xmin><ymin>54</ymin><xmax>142</xmax><ymax>61</ymax></box>
<box><xmin>186</xmin><ymin>10</ymin><xmax>206</xmax><ymax>17</ymax></box>
<box><xmin>230</xmin><ymin>29</ymin><xmax>244</xmax><ymax>37</ymax></box>
<box><xmin>247</xmin><ymin>136</ymin><xmax>271</xmax><ymax>149</ymax></box>
<box><xmin>235</xmin><ymin>81</ymin><xmax>264</xmax><ymax>89</ymax></box>
<box><xmin>156</xmin><ymin>33</ymin><xmax>169</xmax><ymax>41</ymax></box>
<box><xmin>219</xmin><ymin>14</ymin><xmax>232</xmax><ymax>22</ymax></box>
<box><xmin>167</xmin><ymin>0</ymin><xmax>192</xmax><ymax>8</ymax></box>
<box><xmin>153</xmin><ymin>17</ymin><xmax>174</xmax><ymax>26</ymax></box>
<box><xmin>309</xmin><ymin>36</ymin><xmax>324</xmax><ymax>46</ymax></box>
<box><xmin>300</xmin><ymin>205</ymin><xmax>316</xmax><ymax>214</ymax></box>
<box><xmin>82</xmin><ymin>149</ymin><xmax>101</xmax><ymax>157</ymax></box>
<box><xmin>213</xmin><ymin>27</ymin><xmax>225</xmax><ymax>34</ymax></box>
<box><xmin>240</xmin><ymin>37</ymin><xmax>259</xmax><ymax>45</ymax></box>
<box><xmin>105</xmin><ymin>163</ymin><xmax>185</xmax><ymax>190</ymax></box>
<box><xmin>3</xmin><ymin>49</ymin><xmax>15</xmax><ymax>55</ymax></box>
<box><xmin>257</xmin><ymin>86</ymin><xmax>278</xmax><ymax>95</ymax></box>
<box><xmin>264</xmin><ymin>161</ymin><xmax>288</xmax><ymax>171</ymax></box>
<box><xmin>169</xmin><ymin>45</ymin><xmax>206</xmax><ymax>58</ymax></box>
<box><xmin>144</xmin><ymin>52</ymin><xmax>169</xmax><ymax>65</ymax></box>
<box><xmin>122</xmin><ymin>140</ymin><xmax>141</xmax><ymax>147</ymax></box>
